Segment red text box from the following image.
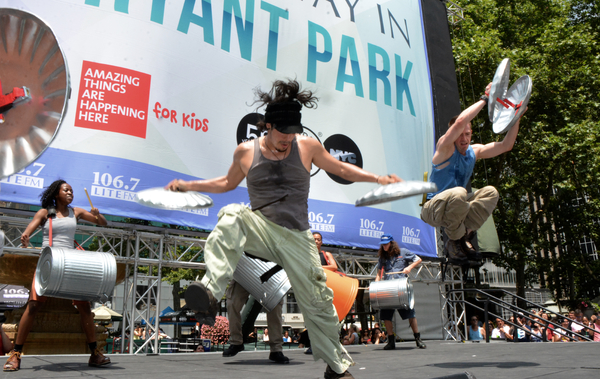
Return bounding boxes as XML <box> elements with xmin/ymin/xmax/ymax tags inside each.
<box><xmin>75</xmin><ymin>61</ymin><xmax>151</xmax><ymax>138</ymax></box>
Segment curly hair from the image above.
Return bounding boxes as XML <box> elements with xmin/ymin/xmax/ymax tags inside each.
<box><xmin>39</xmin><ymin>179</ymin><xmax>67</xmax><ymax>209</ymax></box>
<box><xmin>377</xmin><ymin>240</ymin><xmax>401</xmax><ymax>261</ymax></box>
<box><xmin>252</xmin><ymin>79</ymin><xmax>318</xmax><ymax>132</ymax></box>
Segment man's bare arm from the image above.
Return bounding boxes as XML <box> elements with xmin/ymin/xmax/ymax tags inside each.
<box><xmin>307</xmin><ymin>138</ymin><xmax>401</xmax><ymax>185</ymax></box>
<box><xmin>166</xmin><ymin>144</ymin><xmax>249</xmax><ymax>193</ymax></box>
<box><xmin>472</xmin><ymin>111</ymin><xmax>523</xmax><ymax>160</ymax></box>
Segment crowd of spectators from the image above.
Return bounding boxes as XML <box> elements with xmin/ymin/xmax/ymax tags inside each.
<box><xmin>469</xmin><ymin>308</ymin><xmax>600</xmax><ymax>343</ymax></box>
<box><xmin>339</xmin><ymin>323</ymin><xmax>390</xmax><ymax>346</ymax></box>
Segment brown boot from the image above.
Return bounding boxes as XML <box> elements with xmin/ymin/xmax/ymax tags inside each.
<box><xmin>324</xmin><ymin>365</ymin><xmax>354</xmax><ymax>378</ymax></box>
<box><xmin>88</xmin><ymin>348</ymin><xmax>111</xmax><ymax>367</ymax></box>
<box><xmin>3</xmin><ymin>350</ymin><xmax>21</xmax><ymax>372</ymax></box>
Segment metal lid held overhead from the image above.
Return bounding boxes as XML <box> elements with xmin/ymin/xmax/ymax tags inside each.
<box><xmin>488</xmin><ymin>58</ymin><xmax>510</xmax><ymax>122</ymax></box>
<box><xmin>492</xmin><ymin>75</ymin><xmax>532</xmax><ymax>134</ymax></box>
<box><xmin>488</xmin><ymin>58</ymin><xmax>533</xmax><ymax>134</ymax></box>
<box><xmin>0</xmin><ymin>8</ymin><xmax>70</xmax><ymax>179</ymax></box>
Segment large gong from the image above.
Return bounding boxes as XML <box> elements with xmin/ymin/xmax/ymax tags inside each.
<box><xmin>0</xmin><ymin>8</ymin><xmax>70</xmax><ymax>178</ymax></box>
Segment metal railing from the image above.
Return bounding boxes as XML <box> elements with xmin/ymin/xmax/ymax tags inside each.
<box><xmin>446</xmin><ymin>288</ymin><xmax>594</xmax><ymax>342</ymax></box>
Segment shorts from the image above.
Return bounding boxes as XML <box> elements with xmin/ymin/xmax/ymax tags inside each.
<box><xmin>380</xmin><ymin>307</ymin><xmax>416</xmax><ymax>321</ymax></box>
<box><xmin>30</xmin><ymin>275</ymin><xmax>89</xmax><ymax>306</ymax></box>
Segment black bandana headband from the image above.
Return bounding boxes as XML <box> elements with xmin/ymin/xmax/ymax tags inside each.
<box><xmin>264</xmin><ymin>101</ymin><xmax>303</xmax><ymax>134</ymax></box>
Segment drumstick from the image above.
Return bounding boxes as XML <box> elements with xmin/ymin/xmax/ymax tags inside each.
<box><xmin>85</xmin><ymin>188</ymin><xmax>93</xmax><ymax>208</ymax></box>
<box><xmin>84</xmin><ymin>188</ymin><xmax>98</xmax><ymax>220</ymax></box>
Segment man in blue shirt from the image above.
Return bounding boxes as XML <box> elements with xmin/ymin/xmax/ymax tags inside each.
<box><xmin>421</xmin><ymin>84</ymin><xmax>525</xmax><ymax>260</ymax></box>
<box><xmin>375</xmin><ymin>234</ymin><xmax>426</xmax><ymax>350</ymax></box>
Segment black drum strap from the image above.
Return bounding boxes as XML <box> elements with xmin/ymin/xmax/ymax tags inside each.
<box><xmin>260</xmin><ymin>265</ymin><xmax>283</xmax><ymax>283</ymax></box>
<box><xmin>244</xmin><ymin>252</ymin><xmax>284</xmax><ymax>283</ymax></box>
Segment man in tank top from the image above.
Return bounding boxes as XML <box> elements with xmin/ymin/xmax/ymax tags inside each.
<box><xmin>167</xmin><ymin>79</ymin><xmax>401</xmax><ymax>379</ymax></box>
<box><xmin>421</xmin><ymin>83</ymin><xmax>526</xmax><ymax>261</ymax></box>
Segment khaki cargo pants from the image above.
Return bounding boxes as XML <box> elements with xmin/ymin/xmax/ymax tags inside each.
<box><xmin>200</xmin><ymin>204</ymin><xmax>352</xmax><ymax>373</ymax></box>
<box><xmin>420</xmin><ymin>186</ymin><xmax>498</xmax><ymax>240</ymax></box>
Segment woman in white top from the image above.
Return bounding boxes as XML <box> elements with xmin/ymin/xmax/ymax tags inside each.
<box><xmin>3</xmin><ymin>180</ymin><xmax>109</xmax><ymax>372</ymax></box>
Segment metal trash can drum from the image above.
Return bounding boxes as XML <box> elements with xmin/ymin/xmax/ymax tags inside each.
<box><xmin>232</xmin><ymin>253</ymin><xmax>291</xmax><ymax>313</ymax></box>
<box><xmin>35</xmin><ymin>246</ymin><xmax>117</xmax><ymax>302</ymax></box>
<box><xmin>369</xmin><ymin>278</ymin><xmax>414</xmax><ymax>310</ymax></box>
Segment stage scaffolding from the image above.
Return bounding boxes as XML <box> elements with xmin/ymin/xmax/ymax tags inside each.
<box><xmin>0</xmin><ymin>211</ymin><xmax>465</xmax><ymax>353</ymax></box>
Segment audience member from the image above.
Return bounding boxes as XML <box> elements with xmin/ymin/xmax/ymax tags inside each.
<box><xmin>486</xmin><ymin>321</ymin><xmax>494</xmax><ymax>337</ymax></box>
<box><xmin>491</xmin><ymin>318</ymin><xmax>513</xmax><ymax>341</ymax></box>
<box><xmin>468</xmin><ymin>316</ymin><xmax>485</xmax><ymax>341</ymax></box>
<box><xmin>344</xmin><ymin>325</ymin><xmax>359</xmax><ymax>345</ymax></box>
<box><xmin>593</xmin><ymin>315</ymin><xmax>600</xmax><ymax>342</ymax></box>
<box><xmin>553</xmin><ymin>318</ymin><xmax>573</xmax><ymax>342</ymax></box>
<box><xmin>248</xmin><ymin>327</ymin><xmax>258</xmax><ymax>342</ymax></box>
<box><xmin>514</xmin><ymin>314</ymin><xmax>531</xmax><ymax>342</ymax></box>
<box><xmin>361</xmin><ymin>330</ymin><xmax>371</xmax><ymax>345</ymax></box>
<box><xmin>530</xmin><ymin>321</ymin><xmax>543</xmax><ymax>342</ymax></box>
<box><xmin>570</xmin><ymin>310</ymin><xmax>585</xmax><ymax>340</ymax></box>
<box><xmin>579</xmin><ymin>317</ymin><xmax>592</xmax><ymax>340</ymax></box>
<box><xmin>371</xmin><ymin>329</ymin><xmax>382</xmax><ymax>345</ymax></box>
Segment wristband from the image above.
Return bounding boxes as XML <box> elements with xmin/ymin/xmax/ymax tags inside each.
<box><xmin>480</xmin><ymin>95</ymin><xmax>489</xmax><ymax>104</ymax></box>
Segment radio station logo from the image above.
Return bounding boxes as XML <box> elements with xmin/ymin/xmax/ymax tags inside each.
<box><xmin>359</xmin><ymin>217</ymin><xmax>385</xmax><ymax>239</ymax></box>
<box><xmin>309</xmin><ymin>211</ymin><xmax>335</xmax><ymax>233</ymax></box>
<box><xmin>323</xmin><ymin>134</ymin><xmax>363</xmax><ymax>185</ymax></box>
<box><xmin>236</xmin><ymin>113</ymin><xmax>266</xmax><ymax>145</ymax></box>
<box><xmin>401</xmin><ymin>226</ymin><xmax>421</xmax><ymax>246</ymax></box>
<box><xmin>0</xmin><ymin>163</ymin><xmax>46</xmax><ymax>189</ymax></box>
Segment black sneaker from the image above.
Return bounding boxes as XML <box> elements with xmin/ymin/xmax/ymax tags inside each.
<box><xmin>185</xmin><ymin>282</ymin><xmax>219</xmax><ymax>326</ymax></box>
<box><xmin>324</xmin><ymin>365</ymin><xmax>354</xmax><ymax>379</ymax></box>
<box><xmin>223</xmin><ymin>344</ymin><xmax>244</xmax><ymax>357</ymax></box>
<box><xmin>460</xmin><ymin>235</ymin><xmax>477</xmax><ymax>256</ymax></box>
<box><xmin>304</xmin><ymin>347</ymin><xmax>312</xmax><ymax>355</ymax></box>
<box><xmin>269</xmin><ymin>351</ymin><xmax>289</xmax><ymax>364</ymax></box>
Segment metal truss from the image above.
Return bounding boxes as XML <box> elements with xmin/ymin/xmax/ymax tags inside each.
<box><xmin>443</xmin><ymin>0</ymin><xmax>465</xmax><ymax>25</ymax></box>
<box><xmin>439</xmin><ymin>265</ymin><xmax>467</xmax><ymax>341</ymax></box>
<box><xmin>1</xmin><ymin>210</ymin><xmax>468</xmax><ymax>350</ymax></box>
<box><xmin>0</xmin><ymin>212</ymin><xmax>208</xmax><ymax>355</ymax></box>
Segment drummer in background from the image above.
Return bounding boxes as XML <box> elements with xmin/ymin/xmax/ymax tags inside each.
<box><xmin>313</xmin><ymin>232</ymin><xmax>338</xmax><ymax>272</ymax></box>
<box><xmin>221</xmin><ymin>278</ymin><xmax>289</xmax><ymax>363</ymax></box>
<box><xmin>421</xmin><ymin>83</ymin><xmax>525</xmax><ymax>260</ymax></box>
<box><xmin>168</xmin><ymin>79</ymin><xmax>401</xmax><ymax>379</ymax></box>
<box><xmin>375</xmin><ymin>234</ymin><xmax>426</xmax><ymax>350</ymax></box>
<box><xmin>3</xmin><ymin>180</ymin><xmax>110</xmax><ymax>372</ymax></box>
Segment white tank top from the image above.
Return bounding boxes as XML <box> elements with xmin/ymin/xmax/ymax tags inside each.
<box><xmin>42</xmin><ymin>208</ymin><xmax>76</xmax><ymax>248</ymax></box>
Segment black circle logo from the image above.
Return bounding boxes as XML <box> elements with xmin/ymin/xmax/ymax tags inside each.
<box><xmin>236</xmin><ymin>113</ymin><xmax>266</xmax><ymax>145</ymax></box>
<box><xmin>323</xmin><ymin>134</ymin><xmax>363</xmax><ymax>185</ymax></box>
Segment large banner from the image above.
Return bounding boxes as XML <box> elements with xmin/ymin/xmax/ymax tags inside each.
<box><xmin>0</xmin><ymin>0</ymin><xmax>437</xmax><ymax>256</ymax></box>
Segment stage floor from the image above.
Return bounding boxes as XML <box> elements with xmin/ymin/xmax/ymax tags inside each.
<box><xmin>2</xmin><ymin>340</ymin><xmax>597</xmax><ymax>379</ymax></box>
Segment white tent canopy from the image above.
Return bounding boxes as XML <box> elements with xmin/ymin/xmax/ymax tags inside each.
<box><xmin>92</xmin><ymin>305</ymin><xmax>123</xmax><ymax>321</ymax></box>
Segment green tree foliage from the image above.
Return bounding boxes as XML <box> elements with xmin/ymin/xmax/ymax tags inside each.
<box><xmin>450</xmin><ymin>0</ymin><xmax>600</xmax><ymax>305</ymax></box>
